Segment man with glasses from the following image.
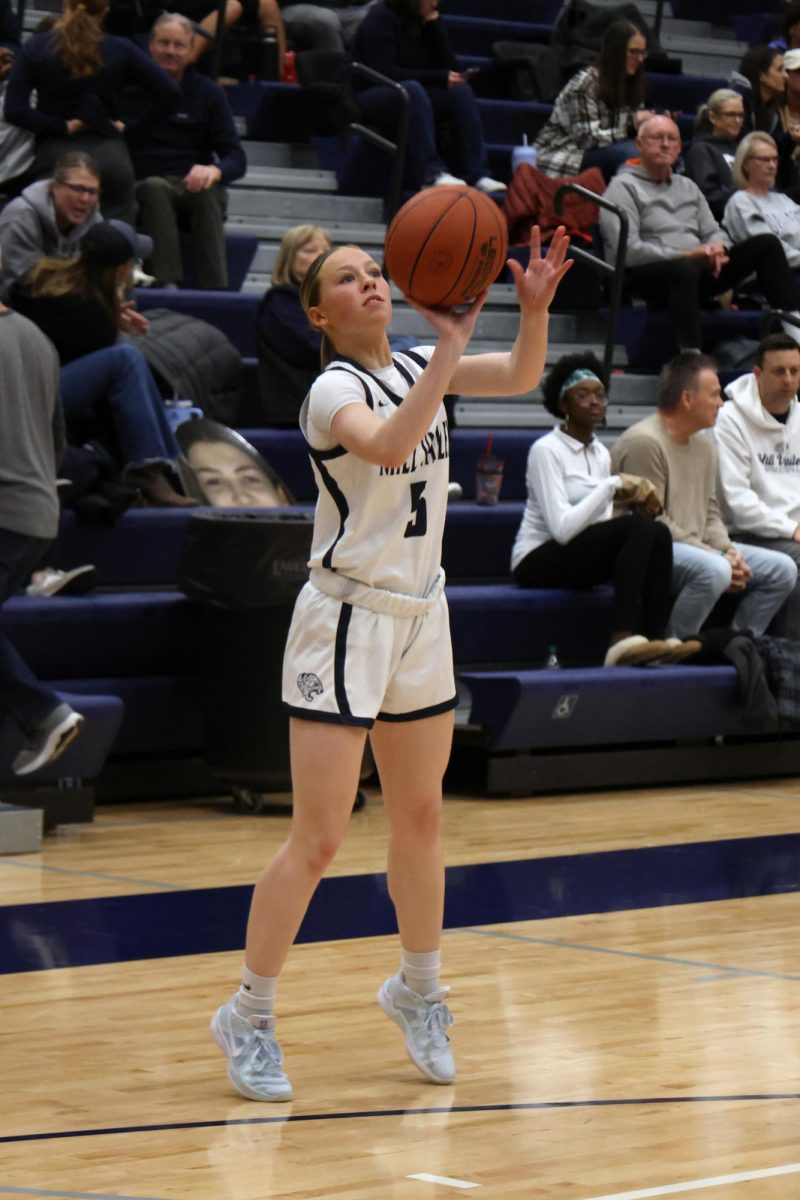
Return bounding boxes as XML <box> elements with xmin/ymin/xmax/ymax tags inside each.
<box><xmin>0</xmin><ymin>150</ymin><xmax>102</xmax><ymax>299</ymax></box>
<box><xmin>601</xmin><ymin>114</ymin><xmax>800</xmax><ymax>352</ymax></box>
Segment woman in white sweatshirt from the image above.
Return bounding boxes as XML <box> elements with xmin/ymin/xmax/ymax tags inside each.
<box><xmin>510</xmin><ymin>352</ymin><xmax>677</xmax><ymax>666</ymax></box>
<box><xmin>723</xmin><ymin>131</ymin><xmax>800</xmax><ymax>268</ymax></box>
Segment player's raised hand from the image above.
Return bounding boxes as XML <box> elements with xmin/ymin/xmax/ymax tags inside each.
<box><xmin>508</xmin><ymin>225</ymin><xmax>573</xmax><ymax>313</ymax></box>
<box><xmin>404</xmin><ymin>289</ymin><xmax>489</xmax><ymax>354</ymax></box>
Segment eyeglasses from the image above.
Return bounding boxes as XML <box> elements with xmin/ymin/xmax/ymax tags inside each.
<box><xmin>627</xmin><ymin>48</ymin><xmax>647</xmax><ymax>58</ymax></box>
<box><xmin>717</xmin><ymin>110</ymin><xmax>745</xmax><ymax>119</ymax></box>
<box><xmin>55</xmin><ymin>180</ymin><xmax>101</xmax><ymax>198</ymax></box>
<box><xmin>641</xmin><ymin>133</ymin><xmax>681</xmax><ymax>143</ymax></box>
<box><xmin>748</xmin><ymin>155</ymin><xmax>779</xmax><ymax>163</ymax></box>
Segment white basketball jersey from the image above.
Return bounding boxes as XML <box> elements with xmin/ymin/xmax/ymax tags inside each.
<box><xmin>300</xmin><ymin>347</ymin><xmax>450</xmax><ymax>598</ymax></box>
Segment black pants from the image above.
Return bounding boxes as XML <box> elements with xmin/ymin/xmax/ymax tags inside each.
<box><xmin>512</xmin><ymin>514</ymin><xmax>673</xmax><ymax>639</ymax></box>
<box><xmin>0</xmin><ymin>527</ymin><xmax>57</xmax><ymax>735</ymax></box>
<box><xmin>625</xmin><ymin>233</ymin><xmax>798</xmax><ymax>350</ymax></box>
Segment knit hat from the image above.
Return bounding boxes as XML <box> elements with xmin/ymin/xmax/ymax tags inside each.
<box><xmin>81</xmin><ymin>220</ymin><xmax>153</xmax><ymax>266</ymax></box>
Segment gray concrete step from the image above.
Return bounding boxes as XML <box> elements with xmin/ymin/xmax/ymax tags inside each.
<box><xmin>242</xmin><ymin>140</ymin><xmax>321</xmax><ymax>169</ymax></box>
<box><xmin>238</xmin><ymin>166</ymin><xmax>338</xmax><ymax>192</ymax></box>
<box><xmin>227</xmin><ymin>187</ymin><xmax>384</xmax><ymax>223</ymax></box>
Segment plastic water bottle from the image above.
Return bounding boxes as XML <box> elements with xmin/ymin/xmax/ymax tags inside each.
<box><xmin>164</xmin><ymin>399</ymin><xmax>203</xmax><ymax>433</ymax></box>
<box><xmin>544</xmin><ymin>645</ymin><xmax>561</xmax><ymax>670</ymax></box>
<box><xmin>512</xmin><ymin>134</ymin><xmax>538</xmax><ymax>173</ymax></box>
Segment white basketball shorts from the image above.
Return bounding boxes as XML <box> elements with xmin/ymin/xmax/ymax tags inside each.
<box><xmin>282</xmin><ymin>578</ymin><xmax>457</xmax><ymax>727</ymax></box>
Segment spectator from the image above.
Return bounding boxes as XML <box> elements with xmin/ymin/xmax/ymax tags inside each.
<box><xmin>731</xmin><ymin>46</ymin><xmax>786</xmax><ymax>137</ymax></box>
<box><xmin>0</xmin><ymin>151</ymin><xmax>102</xmax><ymax>300</ymax></box>
<box><xmin>771</xmin><ymin>3</ymin><xmax>800</xmax><ymax>53</ymax></box>
<box><xmin>684</xmin><ymin>88</ymin><xmax>745</xmax><ymax>221</ymax></box>
<box><xmin>0</xmin><ymin>1</ymin><xmax>34</xmax><ymax>200</ymax></box>
<box><xmin>278</xmin><ymin>0</ymin><xmax>373</xmax><ymax>55</ymax></box>
<box><xmin>600</xmin><ymin>115</ymin><xmax>800</xmax><ymax>353</ymax></box>
<box><xmin>10</xmin><ymin>222</ymin><xmax>196</xmax><ymax>508</ymax></box>
<box><xmin>353</xmin><ymin>0</ymin><xmax>506</xmax><ymax>194</ymax></box>
<box><xmin>129</xmin><ymin>13</ymin><xmax>246</xmax><ymax>290</ymax></box>
<box><xmin>723</xmin><ymin>132</ymin><xmax>800</xmax><ymax>270</ymax></box>
<box><xmin>534</xmin><ymin>20</ymin><xmax>651</xmax><ymax>182</ymax></box>
<box><xmin>511</xmin><ymin>352</ymin><xmax>676</xmax><ymax>667</ymax></box>
<box><xmin>255</xmin><ymin>223</ymin><xmax>330</xmax><ymax>426</ymax></box>
<box><xmin>0</xmin><ymin>254</ymin><xmax>84</xmax><ymax>776</ymax></box>
<box><xmin>168</xmin><ymin>0</ymin><xmax>286</xmax><ymax>68</ymax></box>
<box><xmin>4</xmin><ymin>0</ymin><xmax>180</xmax><ymax>223</ymax></box>
<box><xmin>715</xmin><ymin>333</ymin><xmax>800</xmax><ymax>638</ymax></box>
<box><xmin>779</xmin><ymin>48</ymin><xmax>800</xmax><ymax>177</ymax></box>
<box><xmin>610</xmin><ymin>352</ymin><xmax>797</xmax><ymax>639</ymax></box>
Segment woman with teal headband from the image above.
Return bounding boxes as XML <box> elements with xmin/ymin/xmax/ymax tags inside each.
<box><xmin>510</xmin><ymin>351</ymin><xmax>687</xmax><ymax>666</ymax></box>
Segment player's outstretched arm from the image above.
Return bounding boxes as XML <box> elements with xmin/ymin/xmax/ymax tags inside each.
<box><xmin>448</xmin><ymin>225</ymin><xmax>573</xmax><ymax>398</ymax></box>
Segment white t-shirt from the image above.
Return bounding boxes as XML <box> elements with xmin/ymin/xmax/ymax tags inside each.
<box><xmin>511</xmin><ymin>426</ymin><xmax>620</xmax><ymax>570</ymax></box>
<box><xmin>301</xmin><ymin>346</ymin><xmax>450</xmax><ymax>597</ymax></box>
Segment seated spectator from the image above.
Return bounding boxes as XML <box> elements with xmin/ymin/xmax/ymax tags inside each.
<box><xmin>610</xmin><ymin>352</ymin><xmax>797</xmax><ymax>639</ymax></box>
<box><xmin>167</xmin><ymin>0</ymin><xmax>286</xmax><ymax>67</ymax></box>
<box><xmin>600</xmin><ymin>115</ymin><xmax>800</xmax><ymax>353</ymax></box>
<box><xmin>715</xmin><ymin>333</ymin><xmax>800</xmax><ymax>639</ymax></box>
<box><xmin>255</xmin><ymin>223</ymin><xmax>330</xmax><ymax>426</ymax></box>
<box><xmin>353</xmin><ymin>0</ymin><xmax>506</xmax><ymax>194</ymax></box>
<box><xmin>278</xmin><ymin>0</ymin><xmax>373</xmax><ymax>55</ymax></box>
<box><xmin>779</xmin><ymin>48</ymin><xmax>800</xmax><ymax>178</ymax></box>
<box><xmin>510</xmin><ymin>352</ymin><xmax>677</xmax><ymax>668</ymax></box>
<box><xmin>731</xmin><ymin>46</ymin><xmax>786</xmax><ymax>137</ymax></box>
<box><xmin>128</xmin><ymin>13</ymin><xmax>246</xmax><ymax>291</ymax></box>
<box><xmin>684</xmin><ymin>89</ymin><xmax>745</xmax><ymax>222</ymax></box>
<box><xmin>10</xmin><ymin>222</ymin><xmax>196</xmax><ymax>508</ymax></box>
<box><xmin>771</xmin><ymin>2</ymin><xmax>800</xmax><ymax>53</ymax></box>
<box><xmin>534</xmin><ymin>20</ymin><xmax>652</xmax><ymax>183</ymax></box>
<box><xmin>723</xmin><ymin>132</ymin><xmax>800</xmax><ymax>271</ymax></box>
<box><xmin>0</xmin><ymin>268</ymin><xmax>84</xmax><ymax>776</ymax></box>
<box><xmin>5</xmin><ymin>0</ymin><xmax>180</xmax><ymax>224</ymax></box>
<box><xmin>0</xmin><ymin>151</ymin><xmax>102</xmax><ymax>300</ymax></box>
<box><xmin>0</xmin><ymin>3</ymin><xmax>34</xmax><ymax>201</ymax></box>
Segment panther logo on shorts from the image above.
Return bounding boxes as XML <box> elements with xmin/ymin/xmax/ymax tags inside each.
<box><xmin>297</xmin><ymin>672</ymin><xmax>324</xmax><ymax>702</ymax></box>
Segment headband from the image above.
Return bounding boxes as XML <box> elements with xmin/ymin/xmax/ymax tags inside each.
<box><xmin>559</xmin><ymin>368</ymin><xmax>603</xmax><ymax>401</ymax></box>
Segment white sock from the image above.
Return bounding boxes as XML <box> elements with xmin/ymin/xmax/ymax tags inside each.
<box><xmin>235</xmin><ymin>965</ymin><xmax>279</xmax><ymax>1019</ymax></box>
<box><xmin>401</xmin><ymin>948</ymin><xmax>441</xmax><ymax>997</ymax></box>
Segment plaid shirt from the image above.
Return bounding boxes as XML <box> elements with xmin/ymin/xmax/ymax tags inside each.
<box><xmin>534</xmin><ymin>66</ymin><xmax>637</xmax><ymax>178</ymax></box>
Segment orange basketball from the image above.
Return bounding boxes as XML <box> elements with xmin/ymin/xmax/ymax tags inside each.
<box><xmin>384</xmin><ymin>185</ymin><xmax>508</xmax><ymax>308</ymax></box>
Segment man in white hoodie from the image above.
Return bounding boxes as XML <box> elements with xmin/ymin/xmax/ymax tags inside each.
<box><xmin>716</xmin><ymin>332</ymin><xmax>800</xmax><ymax>636</ymax></box>
<box><xmin>600</xmin><ymin>115</ymin><xmax>800</xmax><ymax>352</ymax></box>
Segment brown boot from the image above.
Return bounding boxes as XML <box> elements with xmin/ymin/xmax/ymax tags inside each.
<box><xmin>128</xmin><ymin>466</ymin><xmax>199</xmax><ymax>508</ymax></box>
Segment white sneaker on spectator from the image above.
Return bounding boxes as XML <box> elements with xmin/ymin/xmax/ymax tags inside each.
<box><xmin>473</xmin><ymin>176</ymin><xmax>508</xmax><ymax>193</ymax></box>
<box><xmin>13</xmin><ymin>703</ymin><xmax>84</xmax><ymax>776</ymax></box>
<box><xmin>432</xmin><ymin>171</ymin><xmax>467</xmax><ymax>187</ymax></box>
<box><xmin>26</xmin><ymin>565</ymin><xmax>98</xmax><ymax>598</ymax></box>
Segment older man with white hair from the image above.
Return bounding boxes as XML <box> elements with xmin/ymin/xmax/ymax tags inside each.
<box><xmin>128</xmin><ymin>12</ymin><xmax>246</xmax><ymax>290</ymax></box>
<box><xmin>600</xmin><ymin>113</ymin><xmax>800</xmax><ymax>351</ymax></box>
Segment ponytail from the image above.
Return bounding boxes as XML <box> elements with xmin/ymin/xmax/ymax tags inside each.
<box><xmin>53</xmin><ymin>0</ymin><xmax>108</xmax><ymax>79</ymax></box>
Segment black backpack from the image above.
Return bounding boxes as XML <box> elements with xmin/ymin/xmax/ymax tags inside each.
<box><xmin>492</xmin><ymin>41</ymin><xmax>562</xmax><ymax>103</ymax></box>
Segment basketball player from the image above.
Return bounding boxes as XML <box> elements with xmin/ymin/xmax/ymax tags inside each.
<box><xmin>211</xmin><ymin>226</ymin><xmax>573</xmax><ymax>1101</ymax></box>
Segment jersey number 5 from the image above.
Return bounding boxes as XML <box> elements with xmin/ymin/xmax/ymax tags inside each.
<box><xmin>404</xmin><ymin>481</ymin><xmax>428</xmax><ymax>539</ymax></box>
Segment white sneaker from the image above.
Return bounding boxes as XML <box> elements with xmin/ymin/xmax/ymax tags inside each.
<box><xmin>211</xmin><ymin>996</ymin><xmax>293</xmax><ymax>1102</ymax></box>
<box><xmin>26</xmin><ymin>565</ymin><xmax>98</xmax><ymax>598</ymax></box>
<box><xmin>13</xmin><ymin>703</ymin><xmax>84</xmax><ymax>776</ymax></box>
<box><xmin>377</xmin><ymin>971</ymin><xmax>455</xmax><ymax>1084</ymax></box>
<box><xmin>473</xmin><ymin>176</ymin><xmax>507</xmax><ymax>193</ymax></box>
<box><xmin>432</xmin><ymin>171</ymin><xmax>467</xmax><ymax>187</ymax></box>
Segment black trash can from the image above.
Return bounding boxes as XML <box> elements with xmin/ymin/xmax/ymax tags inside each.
<box><xmin>179</xmin><ymin>510</ymin><xmax>314</xmax><ymax>791</ymax></box>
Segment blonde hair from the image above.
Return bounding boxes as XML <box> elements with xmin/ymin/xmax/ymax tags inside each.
<box><xmin>732</xmin><ymin>130</ymin><xmax>777</xmax><ymax>187</ymax></box>
<box><xmin>52</xmin><ymin>0</ymin><xmax>108</xmax><ymax>80</ymax></box>
<box><xmin>299</xmin><ymin>244</ymin><xmax>346</xmax><ymax>368</ymax></box>
<box><xmin>271</xmin><ymin>224</ymin><xmax>331</xmax><ymax>287</ymax></box>
<box><xmin>695</xmin><ymin>87</ymin><xmax>742</xmax><ymax>134</ymax></box>
<box><xmin>28</xmin><ymin>253</ymin><xmax>121</xmax><ymax>329</ymax></box>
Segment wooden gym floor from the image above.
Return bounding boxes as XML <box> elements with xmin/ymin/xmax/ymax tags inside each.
<box><xmin>1</xmin><ymin>775</ymin><xmax>799</xmax><ymax>1199</ymax></box>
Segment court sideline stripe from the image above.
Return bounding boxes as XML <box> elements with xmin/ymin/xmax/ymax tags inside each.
<box><xmin>580</xmin><ymin>1159</ymin><xmax>800</xmax><ymax>1198</ymax></box>
<box><xmin>458</xmin><ymin>928</ymin><xmax>800</xmax><ymax>982</ymax></box>
<box><xmin>0</xmin><ymin>862</ymin><xmax>186</xmax><ymax>891</ymax></box>
<box><xmin>1</xmin><ymin>1094</ymin><xmax>796</xmax><ymax>1145</ymax></box>
<box><xmin>0</xmin><ymin>1189</ymin><xmax>172</xmax><ymax>1200</ymax></box>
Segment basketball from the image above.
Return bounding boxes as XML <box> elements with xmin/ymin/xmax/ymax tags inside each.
<box><xmin>384</xmin><ymin>185</ymin><xmax>508</xmax><ymax>308</ymax></box>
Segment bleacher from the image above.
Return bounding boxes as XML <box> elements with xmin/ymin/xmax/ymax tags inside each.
<box><xmin>4</xmin><ymin>0</ymin><xmax>800</xmax><ymax>823</ymax></box>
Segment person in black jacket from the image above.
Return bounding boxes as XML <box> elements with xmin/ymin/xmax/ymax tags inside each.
<box><xmin>353</xmin><ymin>0</ymin><xmax>506</xmax><ymax>193</ymax></box>
<box><xmin>5</xmin><ymin>0</ymin><xmax>180</xmax><ymax>222</ymax></box>
<box><xmin>684</xmin><ymin>88</ymin><xmax>745</xmax><ymax>221</ymax></box>
<box><xmin>129</xmin><ymin>14</ymin><xmax>246</xmax><ymax>289</ymax></box>
<box><xmin>255</xmin><ymin>223</ymin><xmax>330</xmax><ymax>426</ymax></box>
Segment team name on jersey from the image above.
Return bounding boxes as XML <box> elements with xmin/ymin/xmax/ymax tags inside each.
<box><xmin>379</xmin><ymin>417</ymin><xmax>450</xmax><ymax>477</ymax></box>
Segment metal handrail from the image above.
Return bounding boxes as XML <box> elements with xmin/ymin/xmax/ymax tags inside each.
<box><xmin>652</xmin><ymin>0</ymin><xmax>665</xmax><ymax>41</ymax></box>
<box><xmin>344</xmin><ymin>62</ymin><xmax>409</xmax><ymax>224</ymax></box>
<box><xmin>554</xmin><ymin>183</ymin><xmax>629</xmax><ymax>382</ymax></box>
<box><xmin>208</xmin><ymin>0</ymin><xmax>228</xmax><ymax>81</ymax></box>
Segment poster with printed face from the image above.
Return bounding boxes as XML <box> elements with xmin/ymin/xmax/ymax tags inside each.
<box><xmin>176</xmin><ymin>419</ymin><xmax>294</xmax><ymax>508</ymax></box>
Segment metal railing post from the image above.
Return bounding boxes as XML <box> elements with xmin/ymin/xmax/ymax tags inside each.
<box><xmin>346</xmin><ymin>63</ymin><xmax>410</xmax><ymax>224</ymax></box>
<box><xmin>554</xmin><ymin>184</ymin><xmax>629</xmax><ymax>382</ymax></box>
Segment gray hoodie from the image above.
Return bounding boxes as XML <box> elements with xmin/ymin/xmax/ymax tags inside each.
<box><xmin>0</xmin><ymin>179</ymin><xmax>101</xmax><ymax>299</ymax></box>
<box><xmin>601</xmin><ymin>162</ymin><xmax>728</xmax><ymax>269</ymax></box>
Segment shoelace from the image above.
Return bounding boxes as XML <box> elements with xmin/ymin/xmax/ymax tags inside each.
<box><xmin>249</xmin><ymin>1028</ymin><xmax>283</xmax><ymax>1073</ymax></box>
<box><xmin>421</xmin><ymin>1001</ymin><xmax>453</xmax><ymax>1047</ymax></box>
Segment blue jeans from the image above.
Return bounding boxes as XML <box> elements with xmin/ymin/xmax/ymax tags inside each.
<box><xmin>0</xmin><ymin>527</ymin><xmax>59</xmax><ymax>735</ymax></box>
<box><xmin>669</xmin><ymin>541</ymin><xmax>798</xmax><ymax>639</ymax></box>
<box><xmin>357</xmin><ymin>78</ymin><xmax>489</xmax><ymax>188</ymax></box>
<box><xmin>59</xmin><ymin>344</ymin><xmax>179</xmax><ymax>472</ymax></box>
